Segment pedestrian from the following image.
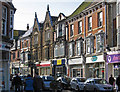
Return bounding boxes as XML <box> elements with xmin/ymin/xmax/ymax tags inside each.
<box><xmin>24</xmin><ymin>74</ymin><xmax>34</xmax><ymax>92</ymax></box>
<box><xmin>116</xmin><ymin>75</ymin><xmax>120</xmax><ymax>91</ymax></box>
<box><xmin>12</xmin><ymin>73</ymin><xmax>22</xmax><ymax>92</ymax></box>
<box><xmin>33</xmin><ymin>72</ymin><xmax>44</xmax><ymax>92</ymax></box>
<box><xmin>109</xmin><ymin>74</ymin><xmax>115</xmax><ymax>86</ymax></box>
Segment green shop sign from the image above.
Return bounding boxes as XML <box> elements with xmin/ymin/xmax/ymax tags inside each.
<box><xmin>91</xmin><ymin>56</ymin><xmax>98</xmax><ymax>61</ymax></box>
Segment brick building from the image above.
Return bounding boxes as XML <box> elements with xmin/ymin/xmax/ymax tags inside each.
<box><xmin>0</xmin><ymin>1</ymin><xmax>16</xmax><ymax>91</ymax></box>
<box><xmin>66</xmin><ymin>1</ymin><xmax>116</xmax><ymax>79</ymax></box>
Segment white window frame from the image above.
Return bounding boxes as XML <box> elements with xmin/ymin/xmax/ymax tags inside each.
<box><xmin>76</xmin><ymin>41</ymin><xmax>81</xmax><ymax>55</ymax></box>
<box><xmin>54</xmin><ymin>45</ymin><xmax>58</xmax><ymax>57</ymax></box>
<box><xmin>86</xmin><ymin>37</ymin><xmax>94</xmax><ymax>54</ymax></box>
<box><xmin>2</xmin><ymin>6</ymin><xmax>7</xmax><ymax>36</ymax></box>
<box><xmin>70</xmin><ymin>24</ymin><xmax>74</xmax><ymax>37</ymax></box>
<box><xmin>88</xmin><ymin>16</ymin><xmax>92</xmax><ymax>31</ymax></box>
<box><xmin>69</xmin><ymin>42</ymin><xmax>75</xmax><ymax>57</ymax></box>
<box><xmin>78</xmin><ymin>21</ymin><xmax>82</xmax><ymax>34</ymax></box>
<box><xmin>117</xmin><ymin>2</ymin><xmax>120</xmax><ymax>15</ymax></box>
<box><xmin>59</xmin><ymin>43</ymin><xmax>64</xmax><ymax>56</ymax></box>
<box><xmin>96</xmin><ymin>34</ymin><xmax>104</xmax><ymax>53</ymax></box>
<box><xmin>98</xmin><ymin>11</ymin><xmax>103</xmax><ymax>27</ymax></box>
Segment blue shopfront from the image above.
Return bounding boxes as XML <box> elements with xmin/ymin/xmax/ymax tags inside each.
<box><xmin>107</xmin><ymin>51</ymin><xmax>120</xmax><ymax>78</ymax></box>
<box><xmin>52</xmin><ymin>59</ymin><xmax>67</xmax><ymax>77</ymax></box>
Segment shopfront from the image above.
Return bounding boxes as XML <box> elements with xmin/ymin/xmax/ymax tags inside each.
<box><xmin>107</xmin><ymin>51</ymin><xmax>120</xmax><ymax>78</ymax></box>
<box><xmin>36</xmin><ymin>61</ymin><xmax>50</xmax><ymax>75</ymax></box>
<box><xmin>68</xmin><ymin>58</ymin><xmax>84</xmax><ymax>77</ymax></box>
<box><xmin>52</xmin><ymin>59</ymin><xmax>67</xmax><ymax>77</ymax></box>
<box><xmin>86</xmin><ymin>55</ymin><xmax>105</xmax><ymax>78</ymax></box>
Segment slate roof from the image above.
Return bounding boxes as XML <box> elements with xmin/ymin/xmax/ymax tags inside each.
<box><xmin>20</xmin><ymin>27</ymin><xmax>33</xmax><ymax>39</ymax></box>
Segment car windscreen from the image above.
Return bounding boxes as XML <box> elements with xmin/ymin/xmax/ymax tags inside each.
<box><xmin>42</xmin><ymin>76</ymin><xmax>54</xmax><ymax>81</ymax></box>
<box><xmin>94</xmin><ymin>79</ymin><xmax>108</xmax><ymax>84</ymax></box>
<box><xmin>77</xmin><ymin>78</ymin><xmax>86</xmax><ymax>82</ymax></box>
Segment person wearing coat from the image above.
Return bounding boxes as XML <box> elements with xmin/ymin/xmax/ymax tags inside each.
<box><xmin>33</xmin><ymin>72</ymin><xmax>44</xmax><ymax>92</ymax></box>
<box><xmin>109</xmin><ymin>74</ymin><xmax>115</xmax><ymax>86</ymax></box>
<box><xmin>24</xmin><ymin>74</ymin><xmax>34</xmax><ymax>92</ymax></box>
<box><xmin>116</xmin><ymin>75</ymin><xmax>120</xmax><ymax>91</ymax></box>
<box><xmin>13</xmin><ymin>74</ymin><xmax>22</xmax><ymax>92</ymax></box>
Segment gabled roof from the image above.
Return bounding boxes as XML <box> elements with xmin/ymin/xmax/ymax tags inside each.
<box><xmin>69</xmin><ymin>1</ymin><xmax>92</xmax><ymax>18</ymax></box>
<box><xmin>20</xmin><ymin>27</ymin><xmax>33</xmax><ymax>39</ymax></box>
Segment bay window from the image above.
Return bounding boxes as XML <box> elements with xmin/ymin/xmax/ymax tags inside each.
<box><xmin>69</xmin><ymin>42</ymin><xmax>75</xmax><ymax>57</ymax></box>
<box><xmin>76</xmin><ymin>40</ymin><xmax>83</xmax><ymax>56</ymax></box>
<box><xmin>86</xmin><ymin>37</ymin><xmax>94</xmax><ymax>54</ymax></box>
<box><xmin>96</xmin><ymin>33</ymin><xmax>104</xmax><ymax>52</ymax></box>
<box><xmin>54</xmin><ymin>45</ymin><xmax>58</xmax><ymax>57</ymax></box>
<box><xmin>2</xmin><ymin>6</ymin><xmax>7</xmax><ymax>35</ymax></box>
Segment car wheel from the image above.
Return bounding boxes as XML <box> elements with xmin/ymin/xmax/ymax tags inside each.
<box><xmin>76</xmin><ymin>86</ymin><xmax>80</xmax><ymax>92</ymax></box>
<box><xmin>94</xmin><ymin>88</ymin><xmax>99</xmax><ymax>92</ymax></box>
<box><xmin>84</xmin><ymin>87</ymin><xmax>86</xmax><ymax>92</ymax></box>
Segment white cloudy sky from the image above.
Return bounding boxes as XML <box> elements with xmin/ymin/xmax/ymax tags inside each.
<box><xmin>12</xmin><ymin>0</ymin><xmax>84</xmax><ymax>30</ymax></box>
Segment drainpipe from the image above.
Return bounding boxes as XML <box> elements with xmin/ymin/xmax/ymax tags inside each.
<box><xmin>105</xmin><ymin>3</ymin><xmax>108</xmax><ymax>81</ymax></box>
<box><xmin>83</xmin><ymin>14</ymin><xmax>86</xmax><ymax>78</ymax></box>
<box><xmin>117</xmin><ymin>0</ymin><xmax>120</xmax><ymax>49</ymax></box>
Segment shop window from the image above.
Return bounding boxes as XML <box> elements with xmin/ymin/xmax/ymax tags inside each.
<box><xmin>78</xmin><ymin>21</ymin><xmax>82</xmax><ymax>34</ymax></box>
<box><xmin>70</xmin><ymin>24</ymin><xmax>74</xmax><ymax>37</ymax></box>
<box><xmin>98</xmin><ymin>11</ymin><xmax>103</xmax><ymax>27</ymax></box>
<box><xmin>88</xmin><ymin>16</ymin><xmax>92</xmax><ymax>31</ymax></box>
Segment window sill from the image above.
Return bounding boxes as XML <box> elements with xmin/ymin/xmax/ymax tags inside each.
<box><xmin>88</xmin><ymin>29</ymin><xmax>92</xmax><ymax>32</ymax></box>
<box><xmin>97</xmin><ymin>26</ymin><xmax>103</xmax><ymax>29</ymax></box>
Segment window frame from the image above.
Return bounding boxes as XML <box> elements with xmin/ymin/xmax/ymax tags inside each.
<box><xmin>88</xmin><ymin>16</ymin><xmax>92</xmax><ymax>31</ymax></box>
<box><xmin>98</xmin><ymin>11</ymin><xmax>103</xmax><ymax>27</ymax></box>
<box><xmin>86</xmin><ymin>37</ymin><xmax>94</xmax><ymax>54</ymax></box>
<box><xmin>76</xmin><ymin>40</ymin><xmax>83</xmax><ymax>56</ymax></box>
<box><xmin>2</xmin><ymin>6</ymin><xmax>7</xmax><ymax>36</ymax></box>
<box><xmin>78</xmin><ymin>21</ymin><xmax>82</xmax><ymax>34</ymax></box>
<box><xmin>96</xmin><ymin>33</ymin><xmax>104</xmax><ymax>53</ymax></box>
<box><xmin>69</xmin><ymin>42</ymin><xmax>75</xmax><ymax>57</ymax></box>
<box><xmin>70</xmin><ymin>24</ymin><xmax>74</xmax><ymax>37</ymax></box>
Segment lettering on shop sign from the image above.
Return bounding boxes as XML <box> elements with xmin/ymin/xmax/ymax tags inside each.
<box><xmin>107</xmin><ymin>54</ymin><xmax>120</xmax><ymax>63</ymax></box>
<box><xmin>91</xmin><ymin>56</ymin><xmax>98</xmax><ymax>61</ymax></box>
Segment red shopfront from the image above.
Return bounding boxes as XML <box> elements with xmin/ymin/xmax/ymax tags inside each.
<box><xmin>36</xmin><ymin>62</ymin><xmax>50</xmax><ymax>75</ymax></box>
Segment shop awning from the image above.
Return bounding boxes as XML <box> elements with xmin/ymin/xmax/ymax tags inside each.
<box><xmin>36</xmin><ymin>62</ymin><xmax>50</xmax><ymax>67</ymax></box>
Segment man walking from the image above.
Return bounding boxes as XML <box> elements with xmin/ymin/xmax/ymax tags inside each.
<box><xmin>33</xmin><ymin>72</ymin><xmax>44</xmax><ymax>92</ymax></box>
<box><xmin>13</xmin><ymin>74</ymin><xmax>22</xmax><ymax>92</ymax></box>
<box><xmin>116</xmin><ymin>75</ymin><xmax>120</xmax><ymax>91</ymax></box>
<box><xmin>109</xmin><ymin>74</ymin><xmax>115</xmax><ymax>86</ymax></box>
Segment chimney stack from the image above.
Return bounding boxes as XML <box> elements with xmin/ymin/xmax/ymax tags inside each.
<box><xmin>27</xmin><ymin>24</ymin><xmax>29</xmax><ymax>30</ymax></box>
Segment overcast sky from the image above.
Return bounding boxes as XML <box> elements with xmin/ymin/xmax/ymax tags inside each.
<box><xmin>12</xmin><ymin>0</ymin><xmax>84</xmax><ymax>30</ymax></box>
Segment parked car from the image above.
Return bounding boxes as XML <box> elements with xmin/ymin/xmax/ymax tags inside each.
<box><xmin>84</xmin><ymin>78</ymin><xmax>114</xmax><ymax>92</ymax></box>
<box><xmin>56</xmin><ymin>77</ymin><xmax>68</xmax><ymax>90</ymax></box>
<box><xmin>42</xmin><ymin>76</ymin><xmax>54</xmax><ymax>91</ymax></box>
<box><xmin>70</xmin><ymin>77</ymin><xmax>86</xmax><ymax>91</ymax></box>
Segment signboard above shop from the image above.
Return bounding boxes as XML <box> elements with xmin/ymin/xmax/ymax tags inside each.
<box><xmin>107</xmin><ymin>54</ymin><xmax>120</xmax><ymax>63</ymax></box>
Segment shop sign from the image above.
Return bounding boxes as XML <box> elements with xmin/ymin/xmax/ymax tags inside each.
<box><xmin>107</xmin><ymin>54</ymin><xmax>120</xmax><ymax>63</ymax></box>
<box><xmin>91</xmin><ymin>56</ymin><xmax>98</xmax><ymax>61</ymax></box>
<box><xmin>52</xmin><ymin>59</ymin><xmax>65</xmax><ymax>65</ymax></box>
